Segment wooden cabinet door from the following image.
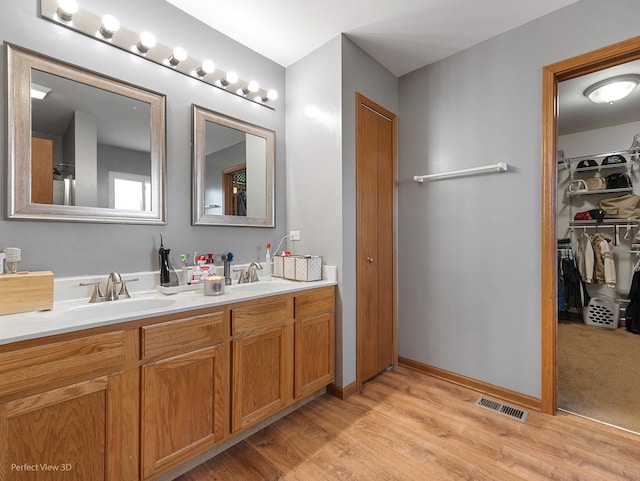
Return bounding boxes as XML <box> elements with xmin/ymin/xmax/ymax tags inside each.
<box><xmin>231</xmin><ymin>325</ymin><xmax>293</xmax><ymax>433</ymax></box>
<box><xmin>0</xmin><ymin>374</ymin><xmax>123</xmax><ymax>481</ymax></box>
<box><xmin>295</xmin><ymin>312</ymin><xmax>335</xmax><ymax>398</ymax></box>
<box><xmin>141</xmin><ymin>343</ymin><xmax>227</xmax><ymax>480</ymax></box>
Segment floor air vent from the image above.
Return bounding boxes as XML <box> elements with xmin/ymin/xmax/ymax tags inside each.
<box><xmin>474</xmin><ymin>397</ymin><xmax>528</xmax><ymax>423</ymax></box>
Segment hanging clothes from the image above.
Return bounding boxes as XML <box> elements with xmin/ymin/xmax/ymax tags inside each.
<box><xmin>591</xmin><ymin>232</ymin><xmax>616</xmax><ymax>287</ymax></box>
<box><xmin>576</xmin><ymin>233</ymin><xmax>594</xmax><ymax>284</ymax></box>
<box><xmin>561</xmin><ymin>256</ymin><xmax>590</xmax><ymax>309</ymax></box>
<box><xmin>626</xmin><ymin>269</ymin><xmax>640</xmax><ymax>334</ymax></box>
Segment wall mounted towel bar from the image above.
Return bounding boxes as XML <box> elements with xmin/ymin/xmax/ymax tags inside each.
<box><xmin>413</xmin><ymin>162</ymin><xmax>508</xmax><ymax>183</ymax></box>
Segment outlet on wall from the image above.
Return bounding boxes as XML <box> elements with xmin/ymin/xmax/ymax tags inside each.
<box><xmin>290</xmin><ymin>230</ymin><xmax>301</xmax><ymax>241</ymax></box>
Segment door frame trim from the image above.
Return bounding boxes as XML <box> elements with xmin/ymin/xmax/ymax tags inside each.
<box><xmin>355</xmin><ymin>92</ymin><xmax>398</xmax><ymax>392</ymax></box>
<box><xmin>541</xmin><ymin>35</ymin><xmax>640</xmax><ymax>414</ymax></box>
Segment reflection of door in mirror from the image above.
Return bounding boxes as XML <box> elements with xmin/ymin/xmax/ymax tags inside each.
<box><xmin>31</xmin><ymin>137</ymin><xmax>53</xmax><ymax>204</ymax></box>
<box><xmin>223</xmin><ymin>164</ymin><xmax>247</xmax><ymax>216</ymax></box>
<box><xmin>30</xmin><ymin>69</ymin><xmax>152</xmax><ymax>210</ymax></box>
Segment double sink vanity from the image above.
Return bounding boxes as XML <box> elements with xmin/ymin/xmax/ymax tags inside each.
<box><xmin>0</xmin><ymin>273</ymin><xmax>336</xmax><ymax>480</ymax></box>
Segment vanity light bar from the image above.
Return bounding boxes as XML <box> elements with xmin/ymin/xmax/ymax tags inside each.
<box><xmin>39</xmin><ymin>0</ymin><xmax>278</xmax><ymax>110</ymax></box>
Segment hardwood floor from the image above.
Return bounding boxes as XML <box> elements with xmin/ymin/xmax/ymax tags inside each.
<box><xmin>176</xmin><ymin>366</ymin><xmax>640</xmax><ymax>481</ymax></box>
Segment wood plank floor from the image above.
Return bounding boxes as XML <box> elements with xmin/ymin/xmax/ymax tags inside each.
<box><xmin>176</xmin><ymin>366</ymin><xmax>640</xmax><ymax>481</ymax></box>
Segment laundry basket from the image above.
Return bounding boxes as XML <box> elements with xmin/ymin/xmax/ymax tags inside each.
<box><xmin>584</xmin><ymin>297</ymin><xmax>620</xmax><ymax>329</ymax></box>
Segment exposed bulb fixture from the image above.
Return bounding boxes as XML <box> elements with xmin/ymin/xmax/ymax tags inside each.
<box><xmin>168</xmin><ymin>47</ymin><xmax>187</xmax><ymax>66</ymax></box>
<box><xmin>263</xmin><ymin>89</ymin><xmax>278</xmax><ymax>102</ymax></box>
<box><xmin>30</xmin><ymin>83</ymin><xmax>52</xmax><ymax>100</ymax></box>
<box><xmin>218</xmin><ymin>71</ymin><xmax>239</xmax><ymax>87</ymax></box>
<box><xmin>195</xmin><ymin>60</ymin><xmax>215</xmax><ymax>77</ymax></box>
<box><xmin>136</xmin><ymin>31</ymin><xmax>156</xmax><ymax>54</ymax></box>
<box><xmin>583</xmin><ymin>74</ymin><xmax>640</xmax><ymax>104</ymax></box>
<box><xmin>241</xmin><ymin>80</ymin><xmax>260</xmax><ymax>95</ymax></box>
<box><xmin>99</xmin><ymin>14</ymin><xmax>120</xmax><ymax>39</ymax></box>
<box><xmin>56</xmin><ymin>0</ymin><xmax>78</xmax><ymax>22</ymax></box>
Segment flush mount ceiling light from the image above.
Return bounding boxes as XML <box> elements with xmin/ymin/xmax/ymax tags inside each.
<box><xmin>40</xmin><ymin>0</ymin><xmax>278</xmax><ymax>109</ymax></box>
<box><xmin>583</xmin><ymin>74</ymin><xmax>640</xmax><ymax>104</ymax></box>
<box><xmin>30</xmin><ymin>83</ymin><xmax>52</xmax><ymax>100</ymax></box>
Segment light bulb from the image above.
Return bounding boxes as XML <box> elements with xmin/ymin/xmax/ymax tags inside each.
<box><xmin>56</xmin><ymin>0</ymin><xmax>79</xmax><ymax>22</ymax></box>
<box><xmin>168</xmin><ymin>47</ymin><xmax>187</xmax><ymax>66</ymax></box>
<box><xmin>99</xmin><ymin>14</ymin><xmax>120</xmax><ymax>39</ymax></box>
<box><xmin>136</xmin><ymin>32</ymin><xmax>156</xmax><ymax>54</ymax></box>
<box><xmin>266</xmin><ymin>89</ymin><xmax>278</xmax><ymax>101</ymax></box>
<box><xmin>196</xmin><ymin>60</ymin><xmax>215</xmax><ymax>77</ymax></box>
<box><xmin>221</xmin><ymin>71</ymin><xmax>239</xmax><ymax>86</ymax></box>
<box><xmin>247</xmin><ymin>80</ymin><xmax>259</xmax><ymax>93</ymax></box>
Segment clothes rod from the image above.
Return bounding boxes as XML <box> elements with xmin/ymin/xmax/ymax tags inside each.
<box><xmin>413</xmin><ymin>162</ymin><xmax>508</xmax><ymax>183</ymax></box>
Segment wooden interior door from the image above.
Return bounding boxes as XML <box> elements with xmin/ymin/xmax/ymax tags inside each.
<box><xmin>31</xmin><ymin>137</ymin><xmax>54</xmax><ymax>204</ymax></box>
<box><xmin>356</xmin><ymin>93</ymin><xmax>397</xmax><ymax>387</ymax></box>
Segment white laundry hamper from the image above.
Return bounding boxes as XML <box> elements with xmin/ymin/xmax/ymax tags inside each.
<box><xmin>584</xmin><ymin>297</ymin><xmax>620</xmax><ymax>329</ymax></box>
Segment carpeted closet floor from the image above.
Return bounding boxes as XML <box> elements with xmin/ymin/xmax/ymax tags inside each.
<box><xmin>558</xmin><ymin>320</ymin><xmax>640</xmax><ymax>433</ymax></box>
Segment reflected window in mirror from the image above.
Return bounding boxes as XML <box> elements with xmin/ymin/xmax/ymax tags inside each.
<box><xmin>6</xmin><ymin>43</ymin><xmax>166</xmax><ymax>224</ymax></box>
<box><xmin>192</xmin><ymin>104</ymin><xmax>274</xmax><ymax>227</ymax></box>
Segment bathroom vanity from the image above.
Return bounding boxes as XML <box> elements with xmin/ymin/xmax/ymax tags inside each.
<box><xmin>0</xmin><ymin>280</ymin><xmax>335</xmax><ymax>481</ymax></box>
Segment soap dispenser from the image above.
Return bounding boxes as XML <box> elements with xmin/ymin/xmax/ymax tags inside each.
<box><xmin>159</xmin><ymin>235</ymin><xmax>179</xmax><ymax>287</ymax></box>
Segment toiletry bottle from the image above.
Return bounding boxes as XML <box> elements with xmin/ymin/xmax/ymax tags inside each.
<box><xmin>159</xmin><ymin>235</ymin><xmax>179</xmax><ymax>287</ymax></box>
<box><xmin>264</xmin><ymin>243</ymin><xmax>272</xmax><ymax>281</ymax></box>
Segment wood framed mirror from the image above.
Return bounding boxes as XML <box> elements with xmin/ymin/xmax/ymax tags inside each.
<box><xmin>192</xmin><ymin>104</ymin><xmax>275</xmax><ymax>227</ymax></box>
<box><xmin>6</xmin><ymin>43</ymin><xmax>166</xmax><ymax>224</ymax></box>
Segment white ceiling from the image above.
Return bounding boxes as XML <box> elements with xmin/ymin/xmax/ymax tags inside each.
<box><xmin>167</xmin><ymin>0</ymin><xmax>640</xmax><ymax>135</ymax></box>
<box><xmin>166</xmin><ymin>0</ymin><xmax>580</xmax><ymax>77</ymax></box>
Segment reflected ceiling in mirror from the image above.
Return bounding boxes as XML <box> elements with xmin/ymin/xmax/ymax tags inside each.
<box><xmin>6</xmin><ymin>43</ymin><xmax>166</xmax><ymax>223</ymax></box>
<box><xmin>192</xmin><ymin>104</ymin><xmax>274</xmax><ymax>227</ymax></box>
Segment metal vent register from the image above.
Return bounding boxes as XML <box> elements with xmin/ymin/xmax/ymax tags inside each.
<box><xmin>475</xmin><ymin>397</ymin><xmax>528</xmax><ymax>423</ymax></box>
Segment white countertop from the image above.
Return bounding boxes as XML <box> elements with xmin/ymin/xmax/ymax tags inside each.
<box><xmin>0</xmin><ymin>266</ymin><xmax>337</xmax><ymax>346</ymax></box>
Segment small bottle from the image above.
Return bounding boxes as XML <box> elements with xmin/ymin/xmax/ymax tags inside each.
<box><xmin>264</xmin><ymin>243</ymin><xmax>272</xmax><ymax>281</ymax></box>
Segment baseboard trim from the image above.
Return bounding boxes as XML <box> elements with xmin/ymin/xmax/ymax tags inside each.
<box><xmin>327</xmin><ymin>381</ymin><xmax>358</xmax><ymax>400</ymax></box>
<box><xmin>398</xmin><ymin>357</ymin><xmax>542</xmax><ymax>412</ymax></box>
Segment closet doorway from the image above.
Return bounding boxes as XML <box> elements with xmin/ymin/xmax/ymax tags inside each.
<box><xmin>542</xmin><ymin>36</ymin><xmax>640</xmax><ymax>428</ymax></box>
<box><xmin>355</xmin><ymin>93</ymin><xmax>397</xmax><ymax>390</ymax></box>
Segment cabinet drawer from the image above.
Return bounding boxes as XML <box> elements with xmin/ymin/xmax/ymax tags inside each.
<box><xmin>0</xmin><ymin>331</ymin><xmax>124</xmax><ymax>397</ymax></box>
<box><xmin>294</xmin><ymin>287</ymin><xmax>335</xmax><ymax>319</ymax></box>
<box><xmin>231</xmin><ymin>296</ymin><xmax>292</xmax><ymax>337</ymax></box>
<box><xmin>142</xmin><ymin>309</ymin><xmax>225</xmax><ymax>359</ymax></box>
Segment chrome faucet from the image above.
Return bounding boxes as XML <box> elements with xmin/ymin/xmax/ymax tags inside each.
<box><xmin>235</xmin><ymin>262</ymin><xmax>263</xmax><ymax>284</ymax></box>
<box><xmin>245</xmin><ymin>262</ymin><xmax>263</xmax><ymax>283</ymax></box>
<box><xmin>80</xmin><ymin>272</ymin><xmax>138</xmax><ymax>303</ymax></box>
<box><xmin>105</xmin><ymin>272</ymin><xmax>124</xmax><ymax>301</ymax></box>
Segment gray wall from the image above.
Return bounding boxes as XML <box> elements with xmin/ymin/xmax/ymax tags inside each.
<box><xmin>397</xmin><ymin>0</ymin><xmax>640</xmax><ymax>398</ymax></box>
<box><xmin>286</xmin><ymin>35</ymin><xmax>397</xmax><ymax>388</ymax></box>
<box><xmin>0</xmin><ymin>0</ymin><xmax>286</xmax><ymax>276</ymax></box>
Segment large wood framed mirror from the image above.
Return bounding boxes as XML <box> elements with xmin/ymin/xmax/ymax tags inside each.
<box><xmin>6</xmin><ymin>43</ymin><xmax>166</xmax><ymax>223</ymax></box>
<box><xmin>192</xmin><ymin>104</ymin><xmax>275</xmax><ymax>227</ymax></box>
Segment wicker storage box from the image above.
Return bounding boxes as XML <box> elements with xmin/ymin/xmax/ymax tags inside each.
<box><xmin>585</xmin><ymin>297</ymin><xmax>620</xmax><ymax>329</ymax></box>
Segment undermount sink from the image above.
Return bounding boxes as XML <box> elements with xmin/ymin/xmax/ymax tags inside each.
<box><xmin>45</xmin><ymin>297</ymin><xmax>176</xmax><ymax>321</ymax></box>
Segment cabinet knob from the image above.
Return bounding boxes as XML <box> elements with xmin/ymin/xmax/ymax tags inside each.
<box><xmin>366</xmin><ymin>257</ymin><xmax>374</xmax><ymax>263</ymax></box>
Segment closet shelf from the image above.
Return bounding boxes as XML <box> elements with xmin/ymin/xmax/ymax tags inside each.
<box><xmin>570</xmin><ymin>218</ymin><xmax>638</xmax><ymax>227</ymax></box>
<box><xmin>566</xmin><ymin>187</ymin><xmax>633</xmax><ymax>197</ymax></box>
<box><xmin>559</xmin><ymin>149</ymin><xmax>638</xmax><ymax>167</ymax></box>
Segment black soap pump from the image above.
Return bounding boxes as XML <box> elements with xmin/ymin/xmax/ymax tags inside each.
<box><xmin>159</xmin><ymin>234</ymin><xmax>179</xmax><ymax>287</ymax></box>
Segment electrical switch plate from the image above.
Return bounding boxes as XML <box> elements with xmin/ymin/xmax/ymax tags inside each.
<box><xmin>290</xmin><ymin>230</ymin><xmax>300</xmax><ymax>241</ymax></box>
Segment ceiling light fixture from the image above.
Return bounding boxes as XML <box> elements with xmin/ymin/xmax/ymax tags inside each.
<box><xmin>56</xmin><ymin>0</ymin><xmax>78</xmax><ymax>22</ymax></box>
<box><xmin>583</xmin><ymin>74</ymin><xmax>640</xmax><ymax>104</ymax></box>
<box><xmin>98</xmin><ymin>14</ymin><xmax>120</xmax><ymax>39</ymax></box>
<box><xmin>31</xmin><ymin>83</ymin><xmax>52</xmax><ymax>100</ymax></box>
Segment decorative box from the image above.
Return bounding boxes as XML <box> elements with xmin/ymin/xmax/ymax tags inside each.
<box><xmin>280</xmin><ymin>255</ymin><xmax>323</xmax><ymax>282</ymax></box>
<box><xmin>0</xmin><ymin>271</ymin><xmax>54</xmax><ymax>315</ymax></box>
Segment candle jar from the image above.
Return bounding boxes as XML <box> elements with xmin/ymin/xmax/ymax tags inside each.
<box><xmin>203</xmin><ymin>275</ymin><xmax>225</xmax><ymax>296</ymax></box>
